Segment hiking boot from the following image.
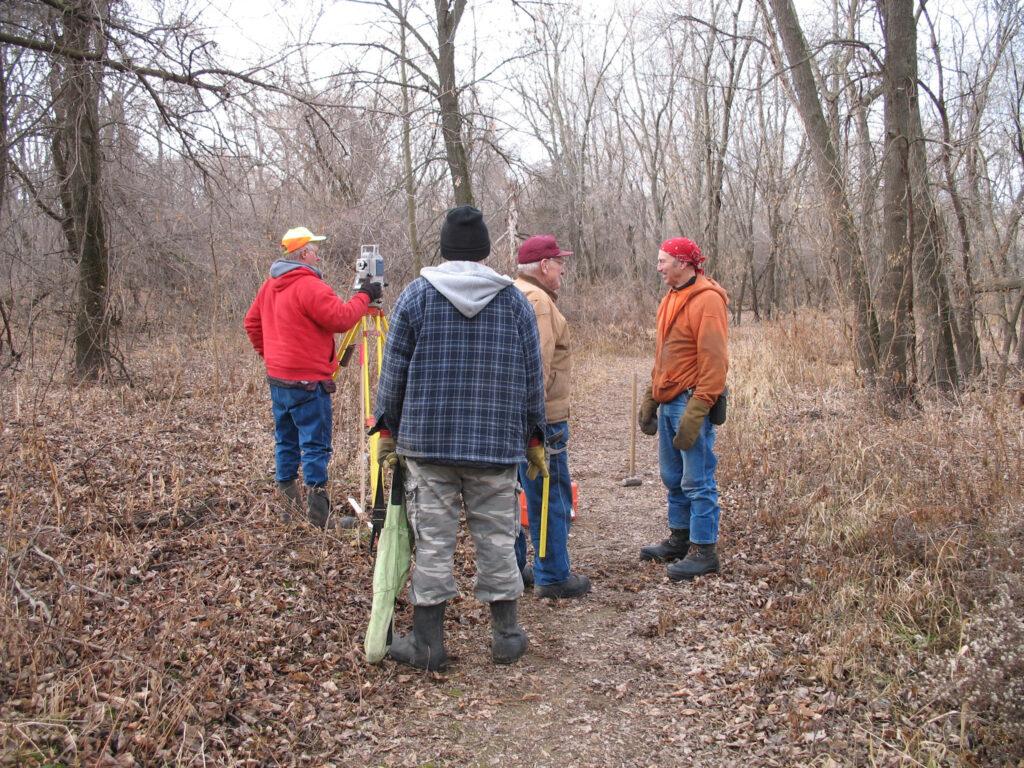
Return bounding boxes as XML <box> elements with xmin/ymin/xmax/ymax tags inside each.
<box><xmin>535</xmin><ymin>573</ymin><xmax>592</xmax><ymax>599</ymax></box>
<box><xmin>490</xmin><ymin>600</ymin><xmax>529</xmax><ymax>664</ymax></box>
<box><xmin>306</xmin><ymin>486</ymin><xmax>358</xmax><ymax>530</ymax></box>
<box><xmin>307</xmin><ymin>486</ymin><xmax>331</xmax><ymax>528</ymax></box>
<box><xmin>521</xmin><ymin>564</ymin><xmax>534</xmax><ymax>588</ymax></box>
<box><xmin>640</xmin><ymin>528</ymin><xmax>690</xmax><ymax>562</ymax></box>
<box><xmin>276</xmin><ymin>478</ymin><xmax>302</xmax><ymax>521</ymax></box>
<box><xmin>667</xmin><ymin>543</ymin><xmax>720</xmax><ymax>581</ymax></box>
<box><xmin>389</xmin><ymin>603</ymin><xmax>448</xmax><ymax>671</ymax></box>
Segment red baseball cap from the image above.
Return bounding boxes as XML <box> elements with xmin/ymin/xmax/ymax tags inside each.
<box><xmin>517</xmin><ymin>235</ymin><xmax>572</xmax><ymax>264</ymax></box>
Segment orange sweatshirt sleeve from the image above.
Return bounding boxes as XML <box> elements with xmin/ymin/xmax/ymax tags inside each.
<box><xmin>691</xmin><ymin>291</ymin><xmax>728</xmax><ymax>406</ymax></box>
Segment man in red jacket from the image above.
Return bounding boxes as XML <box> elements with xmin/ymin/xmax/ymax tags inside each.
<box><xmin>244</xmin><ymin>227</ymin><xmax>381</xmax><ymax>528</ymax></box>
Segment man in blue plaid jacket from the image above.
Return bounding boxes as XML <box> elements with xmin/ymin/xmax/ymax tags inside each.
<box><xmin>374</xmin><ymin>205</ymin><xmax>548</xmax><ymax>671</ymax></box>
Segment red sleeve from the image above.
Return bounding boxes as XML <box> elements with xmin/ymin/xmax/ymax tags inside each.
<box><xmin>301</xmin><ymin>280</ymin><xmax>371</xmax><ymax>333</ymax></box>
<box><xmin>243</xmin><ymin>289</ymin><xmax>264</xmax><ymax>357</ymax></box>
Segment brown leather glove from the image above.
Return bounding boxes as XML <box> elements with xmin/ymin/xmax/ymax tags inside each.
<box><xmin>672</xmin><ymin>397</ymin><xmax>711</xmax><ymax>451</ymax></box>
<box><xmin>638</xmin><ymin>384</ymin><xmax>658</xmax><ymax>436</ymax></box>
<box><xmin>525</xmin><ymin>442</ymin><xmax>549</xmax><ymax>481</ymax></box>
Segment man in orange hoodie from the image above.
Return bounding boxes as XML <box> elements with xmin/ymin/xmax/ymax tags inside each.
<box><xmin>637</xmin><ymin>237</ymin><xmax>729</xmax><ymax>580</ymax></box>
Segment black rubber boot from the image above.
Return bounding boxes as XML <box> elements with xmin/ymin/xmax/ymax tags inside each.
<box><xmin>639</xmin><ymin>529</ymin><xmax>690</xmax><ymax>562</ymax></box>
<box><xmin>306</xmin><ymin>487</ymin><xmax>358</xmax><ymax>530</ymax></box>
<box><xmin>667</xmin><ymin>543</ymin><xmax>720</xmax><ymax>581</ymax></box>
<box><xmin>535</xmin><ymin>573</ymin><xmax>592</xmax><ymax>599</ymax></box>
<box><xmin>276</xmin><ymin>479</ymin><xmax>301</xmax><ymax>521</ymax></box>
<box><xmin>388</xmin><ymin>603</ymin><xmax>448</xmax><ymax>671</ymax></box>
<box><xmin>490</xmin><ymin>600</ymin><xmax>529</xmax><ymax>664</ymax></box>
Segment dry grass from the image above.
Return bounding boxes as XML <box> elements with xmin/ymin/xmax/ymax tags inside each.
<box><xmin>1</xmin><ymin>308</ymin><xmax>1022</xmax><ymax>766</ymax></box>
<box><xmin>713</xmin><ymin>310</ymin><xmax>1024</xmax><ymax>765</ymax></box>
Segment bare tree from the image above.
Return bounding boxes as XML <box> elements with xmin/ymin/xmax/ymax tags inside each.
<box><xmin>48</xmin><ymin>0</ymin><xmax>113</xmax><ymax>378</ymax></box>
<box><xmin>762</xmin><ymin>0</ymin><xmax>880</xmax><ymax>380</ymax></box>
<box><xmin>878</xmin><ymin>0</ymin><xmax>959</xmax><ymax>393</ymax></box>
<box><xmin>349</xmin><ymin>0</ymin><xmax>477</xmax><ymax>206</ymax></box>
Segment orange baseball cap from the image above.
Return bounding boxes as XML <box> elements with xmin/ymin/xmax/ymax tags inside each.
<box><xmin>281</xmin><ymin>226</ymin><xmax>327</xmax><ymax>253</ymax></box>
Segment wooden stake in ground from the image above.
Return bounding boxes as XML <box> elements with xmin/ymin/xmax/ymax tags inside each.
<box><xmin>622</xmin><ymin>371</ymin><xmax>642</xmax><ymax>487</ymax></box>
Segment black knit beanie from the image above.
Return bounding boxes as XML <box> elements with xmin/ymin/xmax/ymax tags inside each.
<box><xmin>440</xmin><ymin>205</ymin><xmax>490</xmax><ymax>261</ymax></box>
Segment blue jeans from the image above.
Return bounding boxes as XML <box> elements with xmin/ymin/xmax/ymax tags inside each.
<box><xmin>658</xmin><ymin>392</ymin><xmax>720</xmax><ymax>544</ymax></box>
<box><xmin>516</xmin><ymin>422</ymin><xmax>573</xmax><ymax>586</ymax></box>
<box><xmin>270</xmin><ymin>384</ymin><xmax>333</xmax><ymax>487</ymax></box>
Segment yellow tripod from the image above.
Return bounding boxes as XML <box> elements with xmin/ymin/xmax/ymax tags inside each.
<box><xmin>334</xmin><ymin>306</ymin><xmax>390</xmax><ymax>548</ymax></box>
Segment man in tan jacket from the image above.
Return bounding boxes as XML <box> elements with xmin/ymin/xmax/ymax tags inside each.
<box><xmin>514</xmin><ymin>235</ymin><xmax>591</xmax><ymax>599</ymax></box>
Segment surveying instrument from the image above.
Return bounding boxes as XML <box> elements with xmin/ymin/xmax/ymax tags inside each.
<box><xmin>333</xmin><ymin>244</ymin><xmax>390</xmax><ymax>550</ymax></box>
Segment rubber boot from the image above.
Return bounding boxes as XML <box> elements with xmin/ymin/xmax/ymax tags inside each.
<box><xmin>306</xmin><ymin>487</ymin><xmax>358</xmax><ymax>530</ymax></box>
<box><xmin>276</xmin><ymin>479</ymin><xmax>302</xmax><ymax>521</ymax></box>
<box><xmin>388</xmin><ymin>603</ymin><xmax>448</xmax><ymax>671</ymax></box>
<box><xmin>490</xmin><ymin>600</ymin><xmax>529</xmax><ymax>664</ymax></box>
<box><xmin>535</xmin><ymin>573</ymin><xmax>591</xmax><ymax>599</ymax></box>
<box><xmin>639</xmin><ymin>528</ymin><xmax>690</xmax><ymax>562</ymax></box>
<box><xmin>667</xmin><ymin>543</ymin><xmax>720</xmax><ymax>581</ymax></box>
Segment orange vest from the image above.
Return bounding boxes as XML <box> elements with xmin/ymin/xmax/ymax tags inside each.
<box><xmin>652</xmin><ymin>276</ymin><xmax>729</xmax><ymax>406</ymax></box>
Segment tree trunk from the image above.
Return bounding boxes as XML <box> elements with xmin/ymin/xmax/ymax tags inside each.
<box><xmin>765</xmin><ymin>0</ymin><xmax>879</xmax><ymax>378</ymax></box>
<box><xmin>880</xmin><ymin>0</ymin><xmax>958</xmax><ymax>393</ymax></box>
<box><xmin>434</xmin><ymin>0</ymin><xmax>473</xmax><ymax>206</ymax></box>
<box><xmin>50</xmin><ymin>0</ymin><xmax>111</xmax><ymax>379</ymax></box>
<box><xmin>399</xmin><ymin>4</ymin><xmax>422</xmax><ymax>272</ymax></box>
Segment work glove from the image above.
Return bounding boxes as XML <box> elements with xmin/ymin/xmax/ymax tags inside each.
<box><xmin>376</xmin><ymin>430</ymin><xmax>398</xmax><ymax>467</ymax></box>
<box><xmin>525</xmin><ymin>440</ymin><xmax>549</xmax><ymax>481</ymax></box>
<box><xmin>357</xmin><ymin>279</ymin><xmax>383</xmax><ymax>303</ymax></box>
<box><xmin>672</xmin><ymin>397</ymin><xmax>711</xmax><ymax>451</ymax></box>
<box><xmin>638</xmin><ymin>384</ymin><xmax>658</xmax><ymax>436</ymax></box>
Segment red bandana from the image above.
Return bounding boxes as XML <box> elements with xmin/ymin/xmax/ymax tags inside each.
<box><xmin>661</xmin><ymin>237</ymin><xmax>705</xmax><ymax>273</ymax></box>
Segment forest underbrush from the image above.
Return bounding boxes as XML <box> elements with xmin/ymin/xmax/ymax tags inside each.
<box><xmin>0</xmin><ymin>310</ymin><xmax>1021</xmax><ymax>766</ymax></box>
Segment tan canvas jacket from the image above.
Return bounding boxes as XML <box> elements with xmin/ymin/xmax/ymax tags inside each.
<box><xmin>515</xmin><ymin>276</ymin><xmax>571</xmax><ymax>422</ymax></box>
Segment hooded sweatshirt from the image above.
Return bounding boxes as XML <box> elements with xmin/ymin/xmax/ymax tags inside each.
<box><xmin>244</xmin><ymin>260</ymin><xmax>370</xmax><ymax>381</ymax></box>
<box><xmin>652</xmin><ymin>274</ymin><xmax>729</xmax><ymax>406</ymax></box>
<box><xmin>375</xmin><ymin>261</ymin><xmax>546</xmax><ymax>466</ymax></box>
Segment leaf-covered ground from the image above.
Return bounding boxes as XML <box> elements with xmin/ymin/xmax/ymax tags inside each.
<box><xmin>1</xmin><ymin>328</ymin><xmax>1021</xmax><ymax>766</ymax></box>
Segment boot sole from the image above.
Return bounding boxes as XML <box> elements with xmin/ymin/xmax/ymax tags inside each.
<box><xmin>640</xmin><ymin>553</ymin><xmax>687</xmax><ymax>563</ymax></box>
<box><xmin>492</xmin><ymin>639</ymin><xmax>529</xmax><ymax>665</ymax></box>
<box><xmin>388</xmin><ymin>650</ymin><xmax>448</xmax><ymax>672</ymax></box>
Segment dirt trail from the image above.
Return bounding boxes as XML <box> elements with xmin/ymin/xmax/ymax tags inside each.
<box><xmin>381</xmin><ymin>352</ymin><xmax>849</xmax><ymax>767</ymax></box>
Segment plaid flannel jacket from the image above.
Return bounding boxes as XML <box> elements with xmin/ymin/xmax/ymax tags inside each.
<box><xmin>375</xmin><ymin>276</ymin><xmax>545</xmax><ymax>466</ymax></box>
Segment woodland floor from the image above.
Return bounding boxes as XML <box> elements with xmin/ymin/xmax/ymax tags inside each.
<box><xmin>1</xmin><ymin>326</ymin><xmax>1021</xmax><ymax>767</ymax></box>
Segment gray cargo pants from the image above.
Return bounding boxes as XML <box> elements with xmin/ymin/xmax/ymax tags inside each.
<box><xmin>404</xmin><ymin>459</ymin><xmax>523</xmax><ymax>606</ymax></box>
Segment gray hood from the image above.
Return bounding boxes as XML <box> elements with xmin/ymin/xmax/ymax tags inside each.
<box><xmin>421</xmin><ymin>261</ymin><xmax>514</xmax><ymax>318</ymax></box>
<box><xmin>270</xmin><ymin>259</ymin><xmax>323</xmax><ymax>279</ymax></box>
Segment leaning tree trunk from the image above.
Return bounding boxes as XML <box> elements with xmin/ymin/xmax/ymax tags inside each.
<box><xmin>399</xmin><ymin>4</ymin><xmax>422</xmax><ymax>273</ymax></box>
<box><xmin>50</xmin><ymin>0</ymin><xmax>111</xmax><ymax>379</ymax></box>
<box><xmin>434</xmin><ymin>0</ymin><xmax>474</xmax><ymax>206</ymax></box>
<box><xmin>880</xmin><ymin>0</ymin><xmax>958</xmax><ymax>393</ymax></box>
<box><xmin>765</xmin><ymin>0</ymin><xmax>879</xmax><ymax>379</ymax></box>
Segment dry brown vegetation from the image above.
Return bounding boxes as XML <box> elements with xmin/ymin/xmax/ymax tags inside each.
<box><xmin>1</xmin><ymin>309</ymin><xmax>1022</xmax><ymax>766</ymax></box>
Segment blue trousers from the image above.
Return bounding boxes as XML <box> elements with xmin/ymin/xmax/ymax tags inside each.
<box><xmin>270</xmin><ymin>383</ymin><xmax>333</xmax><ymax>487</ymax></box>
<box><xmin>658</xmin><ymin>392</ymin><xmax>720</xmax><ymax>544</ymax></box>
<box><xmin>515</xmin><ymin>422</ymin><xmax>573</xmax><ymax>586</ymax></box>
